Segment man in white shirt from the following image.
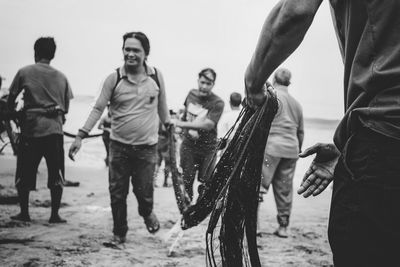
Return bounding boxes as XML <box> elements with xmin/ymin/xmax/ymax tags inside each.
<box><xmin>218</xmin><ymin>92</ymin><xmax>242</xmax><ymax>140</ymax></box>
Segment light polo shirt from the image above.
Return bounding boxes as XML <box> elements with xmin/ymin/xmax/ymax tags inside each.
<box><xmin>265</xmin><ymin>86</ymin><xmax>304</xmax><ymax>159</ymax></box>
<box><xmin>80</xmin><ymin>65</ymin><xmax>169</xmax><ymax>145</ymax></box>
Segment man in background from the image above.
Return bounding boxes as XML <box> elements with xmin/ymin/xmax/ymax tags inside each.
<box><xmin>154</xmin><ymin>119</ymin><xmax>171</xmax><ymax>187</ymax></box>
<box><xmin>98</xmin><ymin>107</ymin><xmax>111</xmax><ymax>166</ymax></box>
<box><xmin>218</xmin><ymin>92</ymin><xmax>242</xmax><ymax>139</ymax></box>
<box><xmin>173</xmin><ymin>68</ymin><xmax>224</xmax><ymax>202</ymax></box>
<box><xmin>8</xmin><ymin>37</ymin><xmax>73</xmax><ymax>223</ymax></box>
<box><xmin>260</xmin><ymin>68</ymin><xmax>303</xmax><ymax>238</ymax></box>
<box><xmin>245</xmin><ymin>0</ymin><xmax>400</xmax><ymax>265</ymax></box>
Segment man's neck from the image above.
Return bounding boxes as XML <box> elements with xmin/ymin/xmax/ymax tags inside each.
<box><xmin>36</xmin><ymin>59</ymin><xmax>51</xmax><ymax>65</ymax></box>
<box><xmin>273</xmin><ymin>84</ymin><xmax>288</xmax><ymax>91</ymax></box>
<box><xmin>124</xmin><ymin>64</ymin><xmax>145</xmax><ymax>75</ymax></box>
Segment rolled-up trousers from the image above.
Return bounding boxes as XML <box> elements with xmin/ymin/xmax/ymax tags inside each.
<box><xmin>261</xmin><ymin>153</ymin><xmax>297</xmax><ymax>227</ymax></box>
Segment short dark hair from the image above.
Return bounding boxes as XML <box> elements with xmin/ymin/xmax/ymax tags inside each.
<box><xmin>273</xmin><ymin>68</ymin><xmax>291</xmax><ymax>86</ymax></box>
<box><xmin>198</xmin><ymin>68</ymin><xmax>216</xmax><ymax>83</ymax></box>
<box><xmin>230</xmin><ymin>92</ymin><xmax>242</xmax><ymax>107</ymax></box>
<box><xmin>34</xmin><ymin>37</ymin><xmax>56</xmax><ymax>60</ymax></box>
<box><xmin>122</xmin><ymin>31</ymin><xmax>150</xmax><ymax>56</ymax></box>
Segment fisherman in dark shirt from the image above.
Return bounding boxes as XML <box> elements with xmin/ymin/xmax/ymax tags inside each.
<box><xmin>173</xmin><ymin>68</ymin><xmax>224</xmax><ymax>202</ymax></box>
<box><xmin>7</xmin><ymin>37</ymin><xmax>73</xmax><ymax>223</ymax></box>
<box><xmin>245</xmin><ymin>1</ymin><xmax>400</xmax><ymax>266</ymax></box>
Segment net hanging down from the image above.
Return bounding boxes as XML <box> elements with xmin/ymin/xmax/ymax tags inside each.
<box><xmin>179</xmin><ymin>87</ymin><xmax>278</xmax><ymax>267</ymax></box>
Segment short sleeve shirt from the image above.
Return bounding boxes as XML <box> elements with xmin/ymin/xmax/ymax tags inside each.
<box><xmin>8</xmin><ymin>63</ymin><xmax>73</xmax><ymax>137</ymax></box>
<box><xmin>265</xmin><ymin>87</ymin><xmax>303</xmax><ymax>159</ymax></box>
<box><xmin>330</xmin><ymin>0</ymin><xmax>400</xmax><ymax>150</ymax></box>
<box><xmin>182</xmin><ymin>89</ymin><xmax>224</xmax><ymax>147</ymax></box>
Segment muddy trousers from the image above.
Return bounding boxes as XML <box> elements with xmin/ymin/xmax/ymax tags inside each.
<box><xmin>328</xmin><ymin>127</ymin><xmax>400</xmax><ymax>266</ymax></box>
<box><xmin>261</xmin><ymin>154</ymin><xmax>297</xmax><ymax>227</ymax></box>
<box><xmin>180</xmin><ymin>141</ymin><xmax>217</xmax><ymax>202</ymax></box>
<box><xmin>109</xmin><ymin>140</ymin><xmax>157</xmax><ymax>237</ymax></box>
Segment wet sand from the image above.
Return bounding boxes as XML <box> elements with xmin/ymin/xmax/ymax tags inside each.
<box><xmin>0</xmin><ymin>121</ymin><xmax>334</xmax><ymax>266</ymax></box>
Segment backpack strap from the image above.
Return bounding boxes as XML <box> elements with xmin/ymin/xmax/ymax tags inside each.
<box><xmin>110</xmin><ymin>68</ymin><xmax>123</xmax><ymax>100</ymax></box>
<box><xmin>149</xmin><ymin>67</ymin><xmax>161</xmax><ymax>89</ymax></box>
<box><xmin>111</xmin><ymin>66</ymin><xmax>160</xmax><ymax>100</ymax></box>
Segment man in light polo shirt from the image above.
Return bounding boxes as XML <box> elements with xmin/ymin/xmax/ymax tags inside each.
<box><xmin>69</xmin><ymin>32</ymin><xmax>170</xmax><ymax>244</ymax></box>
<box><xmin>260</xmin><ymin>68</ymin><xmax>303</xmax><ymax>238</ymax></box>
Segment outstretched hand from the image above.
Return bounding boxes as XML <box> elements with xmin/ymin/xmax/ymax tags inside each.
<box><xmin>297</xmin><ymin>143</ymin><xmax>340</xmax><ymax>197</ymax></box>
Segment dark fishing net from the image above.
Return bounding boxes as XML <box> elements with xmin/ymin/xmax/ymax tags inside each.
<box><xmin>0</xmin><ymin>95</ymin><xmax>21</xmax><ymax>155</ymax></box>
<box><xmin>181</xmin><ymin>87</ymin><xmax>278</xmax><ymax>267</ymax></box>
<box><xmin>168</xmin><ymin>124</ymin><xmax>191</xmax><ymax>214</ymax></box>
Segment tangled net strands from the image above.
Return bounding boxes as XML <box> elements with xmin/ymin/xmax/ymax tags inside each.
<box><xmin>1</xmin><ymin>95</ymin><xmax>103</xmax><ymax>156</ymax></box>
<box><xmin>181</xmin><ymin>87</ymin><xmax>278</xmax><ymax>267</ymax></box>
<box><xmin>0</xmin><ymin>96</ymin><xmax>22</xmax><ymax>154</ymax></box>
<box><xmin>167</xmin><ymin>124</ymin><xmax>191</xmax><ymax>214</ymax></box>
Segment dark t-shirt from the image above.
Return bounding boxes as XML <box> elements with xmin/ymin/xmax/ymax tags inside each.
<box><xmin>7</xmin><ymin>63</ymin><xmax>73</xmax><ymax>137</ymax></box>
<box><xmin>182</xmin><ymin>89</ymin><xmax>224</xmax><ymax>149</ymax></box>
<box><xmin>330</xmin><ymin>0</ymin><xmax>400</xmax><ymax>150</ymax></box>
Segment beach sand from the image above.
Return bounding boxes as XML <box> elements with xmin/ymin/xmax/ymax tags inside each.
<box><xmin>0</xmin><ymin>118</ymin><xmax>335</xmax><ymax>267</ymax></box>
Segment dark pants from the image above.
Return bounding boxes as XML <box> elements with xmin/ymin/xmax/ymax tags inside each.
<box><xmin>102</xmin><ymin>131</ymin><xmax>110</xmax><ymax>164</ymax></box>
<box><xmin>109</xmin><ymin>140</ymin><xmax>157</xmax><ymax>237</ymax></box>
<box><xmin>328</xmin><ymin>127</ymin><xmax>400</xmax><ymax>266</ymax></box>
<box><xmin>156</xmin><ymin>136</ymin><xmax>171</xmax><ymax>184</ymax></box>
<box><xmin>16</xmin><ymin>134</ymin><xmax>65</xmax><ymax>190</ymax></box>
<box><xmin>180</xmin><ymin>140</ymin><xmax>217</xmax><ymax>201</ymax></box>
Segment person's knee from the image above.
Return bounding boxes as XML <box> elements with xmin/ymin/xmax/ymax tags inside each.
<box><xmin>110</xmin><ymin>195</ymin><xmax>126</xmax><ymax>206</ymax></box>
<box><xmin>109</xmin><ymin>185</ymin><xmax>129</xmax><ymax>205</ymax></box>
<box><xmin>276</xmin><ymin>186</ymin><xmax>292</xmax><ymax>198</ymax></box>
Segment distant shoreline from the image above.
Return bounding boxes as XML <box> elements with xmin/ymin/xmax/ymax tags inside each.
<box><xmin>71</xmin><ymin>94</ymin><xmax>342</xmax><ymax>125</ymax></box>
<box><xmin>304</xmin><ymin>117</ymin><xmax>340</xmax><ymax>128</ymax></box>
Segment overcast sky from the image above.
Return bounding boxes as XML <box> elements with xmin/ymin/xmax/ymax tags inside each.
<box><xmin>0</xmin><ymin>0</ymin><xmax>344</xmax><ymax>119</ymax></box>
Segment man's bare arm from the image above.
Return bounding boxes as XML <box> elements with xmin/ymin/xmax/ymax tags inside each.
<box><xmin>175</xmin><ymin>116</ymin><xmax>215</xmax><ymax>131</ymax></box>
<box><xmin>245</xmin><ymin>0</ymin><xmax>323</xmax><ymax>96</ymax></box>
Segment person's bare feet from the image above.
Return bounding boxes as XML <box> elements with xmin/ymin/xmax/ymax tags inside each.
<box><xmin>103</xmin><ymin>235</ymin><xmax>126</xmax><ymax>249</ymax></box>
<box><xmin>112</xmin><ymin>235</ymin><xmax>126</xmax><ymax>244</ymax></box>
<box><xmin>273</xmin><ymin>226</ymin><xmax>288</xmax><ymax>238</ymax></box>
<box><xmin>10</xmin><ymin>213</ymin><xmax>31</xmax><ymax>222</ymax></box>
<box><xmin>49</xmin><ymin>214</ymin><xmax>67</xmax><ymax>223</ymax></box>
<box><xmin>144</xmin><ymin>212</ymin><xmax>160</xmax><ymax>234</ymax></box>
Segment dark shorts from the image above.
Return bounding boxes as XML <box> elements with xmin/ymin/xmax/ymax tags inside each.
<box><xmin>16</xmin><ymin>134</ymin><xmax>65</xmax><ymax>190</ymax></box>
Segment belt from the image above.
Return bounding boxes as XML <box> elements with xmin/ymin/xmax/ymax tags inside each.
<box><xmin>111</xmin><ymin>139</ymin><xmax>157</xmax><ymax>149</ymax></box>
